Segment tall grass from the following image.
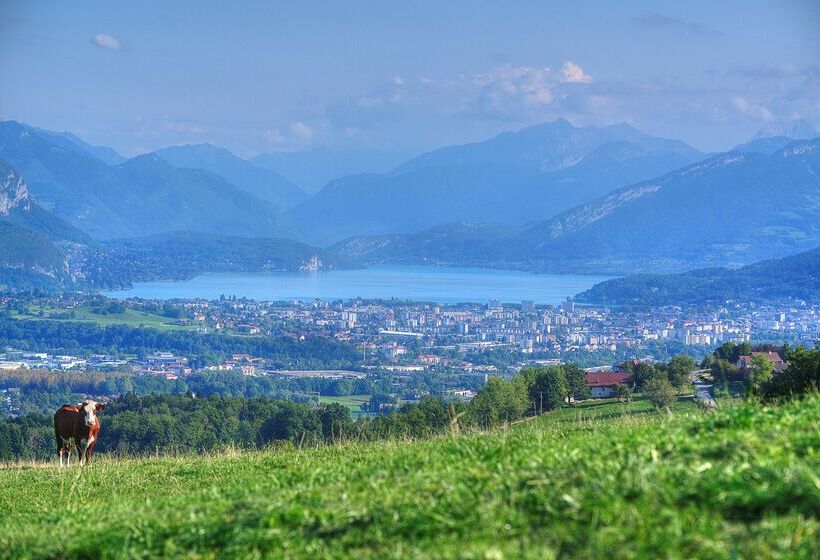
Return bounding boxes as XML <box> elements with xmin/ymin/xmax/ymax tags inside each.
<box><xmin>0</xmin><ymin>395</ymin><xmax>816</xmax><ymax>559</ymax></box>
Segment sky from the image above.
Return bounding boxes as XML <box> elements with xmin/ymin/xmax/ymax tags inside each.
<box><xmin>1</xmin><ymin>0</ymin><xmax>818</xmax><ymax>158</ymax></box>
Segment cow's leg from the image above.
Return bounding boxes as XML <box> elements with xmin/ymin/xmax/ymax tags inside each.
<box><xmin>85</xmin><ymin>441</ymin><xmax>95</xmax><ymax>464</ymax></box>
<box><xmin>66</xmin><ymin>446</ymin><xmax>71</xmax><ymax>467</ymax></box>
<box><xmin>55</xmin><ymin>432</ymin><xmax>62</xmax><ymax>467</ymax></box>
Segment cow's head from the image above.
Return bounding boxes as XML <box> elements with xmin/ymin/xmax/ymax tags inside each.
<box><xmin>79</xmin><ymin>401</ymin><xmax>105</xmax><ymax>426</ymax></box>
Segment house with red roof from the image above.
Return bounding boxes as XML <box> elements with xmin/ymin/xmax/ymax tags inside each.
<box><xmin>586</xmin><ymin>371</ymin><xmax>633</xmax><ymax>398</ymax></box>
<box><xmin>737</xmin><ymin>351</ymin><xmax>787</xmax><ymax>373</ymax></box>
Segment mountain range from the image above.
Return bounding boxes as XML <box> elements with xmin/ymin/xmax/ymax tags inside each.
<box><xmin>287</xmin><ymin>119</ymin><xmax>706</xmax><ymax>245</ymax></box>
<box><xmin>335</xmin><ymin>137</ymin><xmax>820</xmax><ymax>273</ymax></box>
<box><xmin>155</xmin><ymin>144</ymin><xmax>307</xmax><ymax>209</ymax></box>
<box><xmin>514</xmin><ymin>137</ymin><xmax>820</xmax><ymax>271</ymax></box>
<box><xmin>0</xmin><ymin>121</ymin><xmax>290</xmax><ymax>239</ymax></box>
<box><xmin>2</xmin><ymin>116</ymin><xmax>820</xmax><ymax>291</ymax></box>
<box><xmin>0</xmin><ymin>158</ymin><xmax>349</xmax><ymax>290</ymax></box>
<box><xmin>251</xmin><ymin>148</ymin><xmax>412</xmax><ymax>194</ymax></box>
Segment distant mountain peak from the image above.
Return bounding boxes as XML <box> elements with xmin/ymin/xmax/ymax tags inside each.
<box><xmin>753</xmin><ymin>118</ymin><xmax>819</xmax><ymax>141</ymax></box>
<box><xmin>160</xmin><ymin>142</ymin><xmax>232</xmax><ymax>156</ymax></box>
<box><xmin>154</xmin><ymin>143</ymin><xmax>308</xmax><ymax>210</ymax></box>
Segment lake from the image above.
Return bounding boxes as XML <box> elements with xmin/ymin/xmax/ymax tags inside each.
<box><xmin>105</xmin><ymin>265</ymin><xmax>615</xmax><ymax>305</ymax></box>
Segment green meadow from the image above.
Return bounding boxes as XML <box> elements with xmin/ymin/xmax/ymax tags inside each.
<box><xmin>10</xmin><ymin>306</ymin><xmax>196</xmax><ymax>331</ymax></box>
<box><xmin>0</xmin><ymin>395</ymin><xmax>817</xmax><ymax>559</ymax></box>
<box><xmin>319</xmin><ymin>394</ymin><xmax>373</xmax><ymax>418</ymax></box>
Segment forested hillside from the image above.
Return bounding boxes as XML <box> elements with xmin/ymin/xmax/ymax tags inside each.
<box><xmin>577</xmin><ymin>246</ymin><xmax>820</xmax><ymax>306</ymax></box>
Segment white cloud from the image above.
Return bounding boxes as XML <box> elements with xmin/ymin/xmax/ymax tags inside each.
<box><xmin>474</xmin><ymin>65</ymin><xmax>556</xmax><ymax>116</ymax></box>
<box><xmin>262</xmin><ymin>128</ymin><xmax>286</xmax><ymax>145</ymax></box>
<box><xmin>289</xmin><ymin>121</ymin><xmax>314</xmax><ymax>143</ymax></box>
<box><xmin>731</xmin><ymin>97</ymin><xmax>774</xmax><ymax>121</ymax></box>
<box><xmin>560</xmin><ymin>61</ymin><xmax>593</xmax><ymax>84</ymax></box>
<box><xmin>261</xmin><ymin>121</ymin><xmax>316</xmax><ymax>150</ymax></box>
<box><xmin>91</xmin><ymin>33</ymin><xmax>121</xmax><ymax>51</ymax></box>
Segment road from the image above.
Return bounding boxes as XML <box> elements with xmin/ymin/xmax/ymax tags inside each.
<box><xmin>691</xmin><ymin>369</ymin><xmax>718</xmax><ymax>408</ymax></box>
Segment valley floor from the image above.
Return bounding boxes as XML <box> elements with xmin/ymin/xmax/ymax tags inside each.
<box><xmin>0</xmin><ymin>396</ymin><xmax>817</xmax><ymax>559</ymax></box>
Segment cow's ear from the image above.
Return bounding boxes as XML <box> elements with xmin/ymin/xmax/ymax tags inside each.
<box><xmin>96</xmin><ymin>403</ymin><xmax>105</xmax><ymax>411</ymax></box>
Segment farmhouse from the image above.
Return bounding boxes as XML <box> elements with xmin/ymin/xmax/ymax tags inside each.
<box><xmin>737</xmin><ymin>351</ymin><xmax>788</xmax><ymax>373</ymax></box>
<box><xmin>586</xmin><ymin>371</ymin><xmax>632</xmax><ymax>398</ymax></box>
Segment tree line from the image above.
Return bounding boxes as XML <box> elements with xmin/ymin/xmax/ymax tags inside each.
<box><xmin>0</xmin><ymin>363</ymin><xmax>590</xmax><ymax>460</ymax></box>
<box><xmin>0</xmin><ymin>368</ymin><xmax>487</xmax><ymax>417</ymax></box>
<box><xmin>2</xmin><ymin>348</ymin><xmax>816</xmax><ymax>462</ymax></box>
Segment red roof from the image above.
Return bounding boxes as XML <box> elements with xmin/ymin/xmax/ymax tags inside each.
<box><xmin>586</xmin><ymin>372</ymin><xmax>632</xmax><ymax>388</ymax></box>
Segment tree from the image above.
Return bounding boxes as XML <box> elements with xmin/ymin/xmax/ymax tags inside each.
<box><xmin>748</xmin><ymin>354</ymin><xmax>774</xmax><ymax>396</ymax></box>
<box><xmin>317</xmin><ymin>403</ymin><xmax>352</xmax><ymax>443</ymax></box>
<box><xmin>666</xmin><ymin>355</ymin><xmax>696</xmax><ymax>389</ymax></box>
<box><xmin>470</xmin><ymin>377</ymin><xmax>529</xmax><ymax>428</ymax></box>
<box><xmin>737</xmin><ymin>342</ymin><xmax>752</xmax><ymax>362</ymax></box>
<box><xmin>564</xmin><ymin>364</ymin><xmax>591</xmax><ymax>402</ymax></box>
<box><xmin>710</xmin><ymin>358</ymin><xmax>741</xmax><ymax>385</ymax></box>
<box><xmin>615</xmin><ymin>383</ymin><xmax>632</xmax><ymax>403</ymax></box>
<box><xmin>644</xmin><ymin>378</ymin><xmax>675</xmax><ymax>409</ymax></box>
<box><xmin>632</xmin><ymin>362</ymin><xmax>662</xmax><ymax>389</ymax></box>
<box><xmin>524</xmin><ymin>367</ymin><xmax>567</xmax><ymax>413</ymax></box>
<box><xmin>761</xmin><ymin>346</ymin><xmax>819</xmax><ymax>399</ymax></box>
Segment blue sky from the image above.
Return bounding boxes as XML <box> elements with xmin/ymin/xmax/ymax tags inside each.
<box><xmin>1</xmin><ymin>0</ymin><xmax>818</xmax><ymax>157</ymax></box>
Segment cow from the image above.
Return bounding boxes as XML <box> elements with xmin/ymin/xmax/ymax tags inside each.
<box><xmin>53</xmin><ymin>400</ymin><xmax>105</xmax><ymax>466</ymax></box>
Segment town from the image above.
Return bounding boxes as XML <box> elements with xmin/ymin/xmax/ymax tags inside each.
<box><xmin>1</xmin><ymin>292</ymin><xmax>816</xmax><ymax>417</ymax></box>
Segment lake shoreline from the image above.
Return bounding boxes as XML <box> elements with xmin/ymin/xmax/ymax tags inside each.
<box><xmin>105</xmin><ymin>265</ymin><xmax>616</xmax><ymax>305</ymax></box>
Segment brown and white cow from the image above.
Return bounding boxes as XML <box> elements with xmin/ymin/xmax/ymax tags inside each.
<box><xmin>53</xmin><ymin>401</ymin><xmax>105</xmax><ymax>466</ymax></box>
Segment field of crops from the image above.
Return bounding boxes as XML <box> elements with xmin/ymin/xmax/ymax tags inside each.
<box><xmin>1</xmin><ymin>395</ymin><xmax>817</xmax><ymax>559</ymax></box>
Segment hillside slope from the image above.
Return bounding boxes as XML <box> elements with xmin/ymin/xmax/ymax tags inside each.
<box><xmin>94</xmin><ymin>230</ymin><xmax>357</xmax><ymax>285</ymax></box>
<box><xmin>0</xmin><ymin>160</ymin><xmax>91</xmax><ymax>289</ymax></box>
<box><xmin>1</xmin><ymin>397</ymin><xmax>816</xmax><ymax>559</ymax></box>
<box><xmin>577</xmin><ymin>246</ymin><xmax>820</xmax><ymax>306</ymax></box>
<box><xmin>513</xmin><ymin>138</ymin><xmax>820</xmax><ymax>272</ymax></box>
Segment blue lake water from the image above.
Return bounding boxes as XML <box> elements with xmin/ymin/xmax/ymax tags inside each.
<box><xmin>105</xmin><ymin>266</ymin><xmax>615</xmax><ymax>305</ymax></box>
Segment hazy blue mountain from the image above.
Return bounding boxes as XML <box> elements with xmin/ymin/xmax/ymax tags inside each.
<box><xmin>21</xmin><ymin>124</ymin><xmax>125</xmax><ymax>165</ymax></box>
<box><xmin>0</xmin><ymin>121</ymin><xmax>288</xmax><ymax>239</ymax></box>
<box><xmin>332</xmin><ymin>222</ymin><xmax>515</xmax><ymax>265</ymax></box>
<box><xmin>0</xmin><ymin>158</ymin><xmax>347</xmax><ymax>291</ymax></box>
<box><xmin>288</xmin><ymin>119</ymin><xmax>705</xmax><ymax>245</ymax></box>
<box><xmin>514</xmin><ymin>138</ymin><xmax>820</xmax><ymax>272</ymax></box>
<box><xmin>56</xmin><ymin>132</ymin><xmax>126</xmax><ymax>165</ymax></box>
<box><xmin>156</xmin><ymin>144</ymin><xmax>307</xmax><ymax>209</ymax></box>
<box><xmin>731</xmin><ymin>136</ymin><xmax>795</xmax><ymax>154</ymax></box>
<box><xmin>396</xmin><ymin>118</ymin><xmax>700</xmax><ymax>173</ymax></box>
<box><xmin>337</xmin><ymin>138</ymin><xmax>820</xmax><ymax>274</ymax></box>
<box><xmin>576</xmin><ymin>246</ymin><xmax>820</xmax><ymax>306</ymax></box>
<box><xmin>250</xmin><ymin>148</ymin><xmax>412</xmax><ymax>194</ymax></box>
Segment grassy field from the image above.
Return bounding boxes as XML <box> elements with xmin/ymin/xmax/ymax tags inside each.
<box><xmin>0</xmin><ymin>396</ymin><xmax>817</xmax><ymax>559</ymax></box>
<box><xmin>10</xmin><ymin>306</ymin><xmax>196</xmax><ymax>331</ymax></box>
<box><xmin>319</xmin><ymin>394</ymin><xmax>372</xmax><ymax>418</ymax></box>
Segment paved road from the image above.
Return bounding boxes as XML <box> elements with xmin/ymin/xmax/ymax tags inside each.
<box><xmin>691</xmin><ymin>370</ymin><xmax>718</xmax><ymax>408</ymax></box>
